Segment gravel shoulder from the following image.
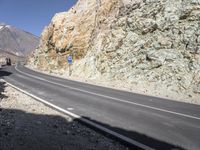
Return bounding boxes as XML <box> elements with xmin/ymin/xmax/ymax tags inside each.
<box><xmin>0</xmin><ymin>80</ymin><xmax>128</xmax><ymax>150</ymax></box>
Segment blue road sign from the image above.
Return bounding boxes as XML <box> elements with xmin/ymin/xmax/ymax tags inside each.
<box><xmin>67</xmin><ymin>56</ymin><xmax>73</xmax><ymax>64</ymax></box>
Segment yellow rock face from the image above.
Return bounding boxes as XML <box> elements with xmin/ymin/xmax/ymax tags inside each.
<box><xmin>30</xmin><ymin>0</ymin><xmax>121</xmax><ymax>70</ymax></box>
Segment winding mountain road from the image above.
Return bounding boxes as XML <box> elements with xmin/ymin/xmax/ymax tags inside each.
<box><xmin>1</xmin><ymin>64</ymin><xmax>200</xmax><ymax>150</ymax></box>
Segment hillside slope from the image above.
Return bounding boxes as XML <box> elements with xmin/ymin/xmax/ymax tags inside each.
<box><xmin>0</xmin><ymin>23</ymin><xmax>39</xmax><ymax>56</ymax></box>
<box><xmin>29</xmin><ymin>0</ymin><xmax>200</xmax><ymax>102</ymax></box>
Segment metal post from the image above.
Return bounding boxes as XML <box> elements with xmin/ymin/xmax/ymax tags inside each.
<box><xmin>69</xmin><ymin>64</ymin><xmax>72</xmax><ymax>76</ymax></box>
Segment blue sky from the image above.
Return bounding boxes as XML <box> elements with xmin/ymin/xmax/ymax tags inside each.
<box><xmin>0</xmin><ymin>0</ymin><xmax>77</xmax><ymax>36</ymax></box>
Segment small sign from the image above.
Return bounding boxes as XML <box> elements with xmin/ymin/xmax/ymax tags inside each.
<box><xmin>67</xmin><ymin>56</ymin><xmax>73</xmax><ymax>64</ymax></box>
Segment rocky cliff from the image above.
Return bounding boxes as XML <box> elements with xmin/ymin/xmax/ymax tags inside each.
<box><xmin>29</xmin><ymin>0</ymin><xmax>200</xmax><ymax>102</ymax></box>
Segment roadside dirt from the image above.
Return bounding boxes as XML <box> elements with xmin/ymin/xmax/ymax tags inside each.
<box><xmin>0</xmin><ymin>80</ymin><xmax>128</xmax><ymax>150</ymax></box>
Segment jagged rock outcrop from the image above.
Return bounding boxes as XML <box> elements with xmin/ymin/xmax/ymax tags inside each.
<box><xmin>29</xmin><ymin>0</ymin><xmax>200</xmax><ymax>102</ymax></box>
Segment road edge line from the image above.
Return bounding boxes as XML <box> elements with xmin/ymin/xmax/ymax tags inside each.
<box><xmin>2</xmin><ymin>79</ymin><xmax>154</xmax><ymax>150</ymax></box>
<box><xmin>16</xmin><ymin>65</ymin><xmax>200</xmax><ymax>121</ymax></box>
<box><xmin>25</xmin><ymin>66</ymin><xmax>199</xmax><ymax>106</ymax></box>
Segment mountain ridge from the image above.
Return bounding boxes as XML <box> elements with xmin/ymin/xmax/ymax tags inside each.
<box><xmin>0</xmin><ymin>23</ymin><xmax>39</xmax><ymax>57</ymax></box>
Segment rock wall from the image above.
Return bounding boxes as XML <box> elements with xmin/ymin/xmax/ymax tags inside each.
<box><xmin>30</xmin><ymin>0</ymin><xmax>121</xmax><ymax>71</ymax></box>
<box><xmin>29</xmin><ymin>0</ymin><xmax>200</xmax><ymax>101</ymax></box>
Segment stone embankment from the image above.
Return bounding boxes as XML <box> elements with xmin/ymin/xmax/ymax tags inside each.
<box><xmin>29</xmin><ymin>0</ymin><xmax>200</xmax><ymax>104</ymax></box>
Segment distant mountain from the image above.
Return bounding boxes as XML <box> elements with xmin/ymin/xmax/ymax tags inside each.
<box><xmin>0</xmin><ymin>23</ymin><xmax>39</xmax><ymax>57</ymax></box>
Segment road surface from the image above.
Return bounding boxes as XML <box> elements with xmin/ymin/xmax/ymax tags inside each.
<box><xmin>1</xmin><ymin>65</ymin><xmax>200</xmax><ymax>150</ymax></box>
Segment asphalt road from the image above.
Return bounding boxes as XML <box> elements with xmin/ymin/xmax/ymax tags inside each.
<box><xmin>1</xmin><ymin>65</ymin><xmax>200</xmax><ymax>150</ymax></box>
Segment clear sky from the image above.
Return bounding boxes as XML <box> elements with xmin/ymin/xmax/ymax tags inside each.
<box><xmin>0</xmin><ymin>0</ymin><xmax>77</xmax><ymax>36</ymax></box>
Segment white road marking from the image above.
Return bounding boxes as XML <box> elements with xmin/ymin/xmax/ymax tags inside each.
<box><xmin>15</xmin><ymin>65</ymin><xmax>200</xmax><ymax>121</ymax></box>
<box><xmin>3</xmin><ymin>79</ymin><xmax>154</xmax><ymax>150</ymax></box>
<box><xmin>67</xmin><ymin>108</ymin><xmax>74</xmax><ymax>111</ymax></box>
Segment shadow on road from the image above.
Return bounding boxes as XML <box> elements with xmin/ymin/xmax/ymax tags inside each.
<box><xmin>0</xmin><ymin>67</ymin><xmax>12</xmax><ymax>78</ymax></box>
<box><xmin>82</xmin><ymin>117</ymin><xmax>186</xmax><ymax>150</ymax></box>
<box><xmin>0</xmin><ymin>81</ymin><xmax>8</xmax><ymax>100</ymax></box>
<box><xmin>0</xmin><ymin>108</ymin><xmax>125</xmax><ymax>150</ymax></box>
<box><xmin>0</xmin><ymin>67</ymin><xmax>12</xmax><ymax>100</ymax></box>
<box><xmin>0</xmin><ymin>108</ymin><xmax>186</xmax><ymax>150</ymax></box>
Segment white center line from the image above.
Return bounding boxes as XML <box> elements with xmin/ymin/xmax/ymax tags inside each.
<box><xmin>15</xmin><ymin>65</ymin><xmax>200</xmax><ymax>120</ymax></box>
<box><xmin>67</xmin><ymin>108</ymin><xmax>74</xmax><ymax>111</ymax></box>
